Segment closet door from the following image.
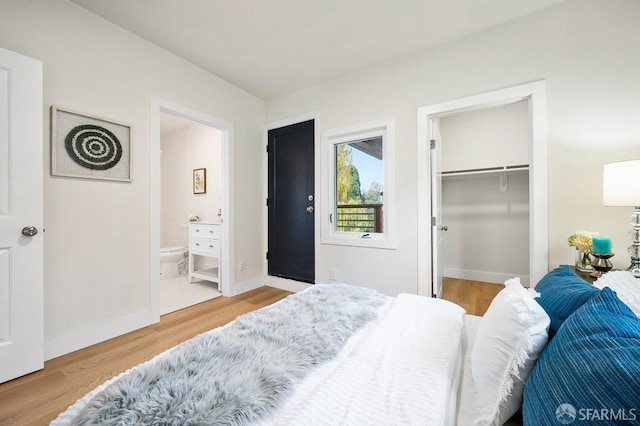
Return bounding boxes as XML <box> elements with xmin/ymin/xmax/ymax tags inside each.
<box><xmin>430</xmin><ymin>119</ymin><xmax>443</xmax><ymax>297</ymax></box>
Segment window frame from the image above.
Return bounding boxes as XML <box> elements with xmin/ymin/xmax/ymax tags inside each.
<box><xmin>321</xmin><ymin>117</ymin><xmax>396</xmax><ymax>249</ymax></box>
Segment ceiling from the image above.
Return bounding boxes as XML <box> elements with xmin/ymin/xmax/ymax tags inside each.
<box><xmin>70</xmin><ymin>0</ymin><xmax>565</xmax><ymax>100</ymax></box>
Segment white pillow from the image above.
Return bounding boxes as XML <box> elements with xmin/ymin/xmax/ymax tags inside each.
<box><xmin>471</xmin><ymin>277</ymin><xmax>550</xmax><ymax>426</ymax></box>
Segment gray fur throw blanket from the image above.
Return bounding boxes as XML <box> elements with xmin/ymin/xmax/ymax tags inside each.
<box><xmin>56</xmin><ymin>284</ymin><xmax>386</xmax><ymax>426</ymax></box>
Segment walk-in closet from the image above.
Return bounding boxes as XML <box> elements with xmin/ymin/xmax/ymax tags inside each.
<box><xmin>439</xmin><ymin>100</ymin><xmax>531</xmax><ymax>285</ymax></box>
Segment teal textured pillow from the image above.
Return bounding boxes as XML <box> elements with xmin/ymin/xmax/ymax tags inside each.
<box><xmin>534</xmin><ymin>265</ymin><xmax>599</xmax><ymax>338</ymax></box>
<box><xmin>523</xmin><ymin>288</ymin><xmax>640</xmax><ymax>425</ymax></box>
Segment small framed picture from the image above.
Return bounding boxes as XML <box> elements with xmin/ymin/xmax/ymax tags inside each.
<box><xmin>193</xmin><ymin>168</ymin><xmax>206</xmax><ymax>194</ymax></box>
<box><xmin>51</xmin><ymin>106</ymin><xmax>131</xmax><ymax>182</ymax></box>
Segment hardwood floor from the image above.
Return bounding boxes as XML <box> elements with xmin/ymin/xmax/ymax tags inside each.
<box><xmin>0</xmin><ymin>279</ymin><xmax>500</xmax><ymax>425</ymax></box>
<box><xmin>0</xmin><ymin>286</ymin><xmax>292</xmax><ymax>425</ymax></box>
<box><xmin>442</xmin><ymin>277</ymin><xmax>504</xmax><ymax>316</ymax></box>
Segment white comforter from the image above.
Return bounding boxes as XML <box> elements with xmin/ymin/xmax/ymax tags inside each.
<box><xmin>594</xmin><ymin>270</ymin><xmax>640</xmax><ymax>316</ymax></box>
<box><xmin>260</xmin><ymin>293</ymin><xmax>466</xmax><ymax>426</ymax></box>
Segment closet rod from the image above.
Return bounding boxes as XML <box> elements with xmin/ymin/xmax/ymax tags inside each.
<box><xmin>441</xmin><ymin>164</ymin><xmax>529</xmax><ymax>177</ymax></box>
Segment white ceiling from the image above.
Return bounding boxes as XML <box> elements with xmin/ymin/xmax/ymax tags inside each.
<box><xmin>70</xmin><ymin>0</ymin><xmax>565</xmax><ymax>100</ymax></box>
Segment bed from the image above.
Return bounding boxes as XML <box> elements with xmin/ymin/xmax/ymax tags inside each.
<box><xmin>51</xmin><ymin>267</ymin><xmax>640</xmax><ymax>426</ymax></box>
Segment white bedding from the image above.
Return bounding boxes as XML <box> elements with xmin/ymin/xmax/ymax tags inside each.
<box><xmin>455</xmin><ymin>315</ymin><xmax>482</xmax><ymax>426</ymax></box>
<box><xmin>594</xmin><ymin>270</ymin><xmax>640</xmax><ymax>316</ymax></box>
<box><xmin>53</xmin><ymin>288</ymin><xmax>469</xmax><ymax>426</ymax></box>
<box><xmin>260</xmin><ymin>293</ymin><xmax>467</xmax><ymax>426</ymax></box>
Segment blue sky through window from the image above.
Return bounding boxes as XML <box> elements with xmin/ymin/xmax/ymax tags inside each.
<box><xmin>351</xmin><ymin>148</ymin><xmax>383</xmax><ymax>194</ymax></box>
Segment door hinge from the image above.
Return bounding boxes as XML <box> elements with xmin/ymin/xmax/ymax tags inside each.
<box><xmin>266</xmin><ymin>198</ymin><xmax>269</xmax><ymax>207</ymax></box>
<box><xmin>266</xmin><ymin>252</ymin><xmax>269</xmax><ymax>260</ymax></box>
<box><xmin>430</xmin><ymin>139</ymin><xmax>436</xmax><ymax>149</ymax></box>
<box><xmin>266</xmin><ymin>144</ymin><xmax>269</xmax><ymax>153</ymax></box>
<box><xmin>431</xmin><ymin>216</ymin><xmax>436</xmax><ymax>226</ymax></box>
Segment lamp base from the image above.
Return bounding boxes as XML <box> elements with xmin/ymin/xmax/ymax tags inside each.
<box><xmin>628</xmin><ymin>207</ymin><xmax>640</xmax><ymax>278</ymax></box>
<box><xmin>590</xmin><ymin>253</ymin><xmax>614</xmax><ymax>279</ymax></box>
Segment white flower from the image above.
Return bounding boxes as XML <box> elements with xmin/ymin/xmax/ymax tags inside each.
<box><xmin>568</xmin><ymin>230</ymin><xmax>599</xmax><ymax>253</ymax></box>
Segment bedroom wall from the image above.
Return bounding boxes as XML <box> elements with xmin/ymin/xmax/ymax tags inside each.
<box><xmin>0</xmin><ymin>0</ymin><xmax>265</xmax><ymax>359</ymax></box>
<box><xmin>266</xmin><ymin>0</ymin><xmax>640</xmax><ymax>295</ymax></box>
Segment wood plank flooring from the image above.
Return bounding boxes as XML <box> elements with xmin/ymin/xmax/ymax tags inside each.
<box><xmin>442</xmin><ymin>277</ymin><xmax>504</xmax><ymax>316</ymax></box>
<box><xmin>0</xmin><ymin>279</ymin><xmax>501</xmax><ymax>425</ymax></box>
<box><xmin>0</xmin><ymin>286</ymin><xmax>292</xmax><ymax>425</ymax></box>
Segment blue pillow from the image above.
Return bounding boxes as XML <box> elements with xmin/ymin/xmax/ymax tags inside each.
<box><xmin>523</xmin><ymin>288</ymin><xmax>640</xmax><ymax>425</ymax></box>
<box><xmin>534</xmin><ymin>265</ymin><xmax>599</xmax><ymax>338</ymax></box>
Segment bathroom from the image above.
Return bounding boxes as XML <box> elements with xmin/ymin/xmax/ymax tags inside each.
<box><xmin>160</xmin><ymin>111</ymin><xmax>223</xmax><ymax>314</ymax></box>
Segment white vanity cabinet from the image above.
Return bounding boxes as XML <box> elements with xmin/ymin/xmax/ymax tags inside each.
<box><xmin>189</xmin><ymin>222</ymin><xmax>220</xmax><ymax>288</ymax></box>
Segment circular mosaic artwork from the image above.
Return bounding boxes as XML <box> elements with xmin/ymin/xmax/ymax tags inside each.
<box><xmin>64</xmin><ymin>124</ymin><xmax>122</xmax><ymax>170</ymax></box>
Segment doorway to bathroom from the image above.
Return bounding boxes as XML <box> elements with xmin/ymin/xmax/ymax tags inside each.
<box><xmin>151</xmin><ymin>98</ymin><xmax>233</xmax><ymax>317</ymax></box>
<box><xmin>158</xmin><ymin>112</ymin><xmax>223</xmax><ymax>313</ymax></box>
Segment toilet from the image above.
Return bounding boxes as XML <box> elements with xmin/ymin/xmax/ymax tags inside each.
<box><xmin>160</xmin><ymin>246</ymin><xmax>187</xmax><ymax>280</ymax></box>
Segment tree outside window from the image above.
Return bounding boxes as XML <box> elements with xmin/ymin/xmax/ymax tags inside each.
<box><xmin>334</xmin><ymin>136</ymin><xmax>383</xmax><ymax>233</ymax></box>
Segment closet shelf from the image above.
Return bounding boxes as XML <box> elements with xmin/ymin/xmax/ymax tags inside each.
<box><xmin>441</xmin><ymin>164</ymin><xmax>529</xmax><ymax>178</ymax></box>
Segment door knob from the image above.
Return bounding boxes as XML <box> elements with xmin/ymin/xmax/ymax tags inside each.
<box><xmin>306</xmin><ymin>206</ymin><xmax>314</xmax><ymax>213</ymax></box>
<box><xmin>440</xmin><ymin>225</ymin><xmax>448</xmax><ymax>231</ymax></box>
<box><xmin>22</xmin><ymin>226</ymin><xmax>38</xmax><ymax>237</ymax></box>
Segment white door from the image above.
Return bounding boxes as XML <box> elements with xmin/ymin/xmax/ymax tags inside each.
<box><xmin>0</xmin><ymin>47</ymin><xmax>44</xmax><ymax>383</ymax></box>
<box><xmin>430</xmin><ymin>118</ymin><xmax>443</xmax><ymax>298</ymax></box>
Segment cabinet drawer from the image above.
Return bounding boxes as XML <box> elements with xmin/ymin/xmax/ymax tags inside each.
<box><xmin>190</xmin><ymin>237</ymin><xmax>220</xmax><ymax>256</ymax></box>
<box><xmin>190</xmin><ymin>223</ymin><xmax>220</xmax><ymax>238</ymax></box>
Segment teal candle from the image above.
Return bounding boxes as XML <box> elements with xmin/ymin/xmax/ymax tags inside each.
<box><xmin>592</xmin><ymin>236</ymin><xmax>612</xmax><ymax>254</ymax></box>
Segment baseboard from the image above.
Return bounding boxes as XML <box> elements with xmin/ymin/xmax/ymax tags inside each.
<box><xmin>443</xmin><ymin>267</ymin><xmax>530</xmax><ymax>287</ymax></box>
<box><xmin>226</xmin><ymin>277</ymin><xmax>264</xmax><ymax>297</ymax></box>
<box><xmin>266</xmin><ymin>276</ymin><xmax>312</xmax><ymax>293</ymax></box>
<box><xmin>44</xmin><ymin>310</ymin><xmax>156</xmax><ymax>361</ymax></box>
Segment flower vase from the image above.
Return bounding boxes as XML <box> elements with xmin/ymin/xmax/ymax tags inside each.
<box><xmin>575</xmin><ymin>249</ymin><xmax>592</xmax><ymax>272</ymax></box>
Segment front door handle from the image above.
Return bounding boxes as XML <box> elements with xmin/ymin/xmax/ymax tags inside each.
<box><xmin>306</xmin><ymin>206</ymin><xmax>314</xmax><ymax>213</ymax></box>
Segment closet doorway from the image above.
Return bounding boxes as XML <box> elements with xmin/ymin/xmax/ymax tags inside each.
<box><xmin>417</xmin><ymin>82</ymin><xmax>548</xmax><ymax>297</ymax></box>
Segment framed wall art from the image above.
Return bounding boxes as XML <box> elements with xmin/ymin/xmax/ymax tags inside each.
<box><xmin>51</xmin><ymin>106</ymin><xmax>131</xmax><ymax>182</ymax></box>
<box><xmin>193</xmin><ymin>168</ymin><xmax>206</xmax><ymax>194</ymax></box>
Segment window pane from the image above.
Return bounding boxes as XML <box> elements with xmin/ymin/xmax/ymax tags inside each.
<box><xmin>334</xmin><ymin>136</ymin><xmax>383</xmax><ymax>233</ymax></box>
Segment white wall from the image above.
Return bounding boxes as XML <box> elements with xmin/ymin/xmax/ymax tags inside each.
<box><xmin>0</xmin><ymin>0</ymin><xmax>265</xmax><ymax>359</ymax></box>
<box><xmin>161</xmin><ymin>129</ymin><xmax>188</xmax><ymax>248</ymax></box>
<box><xmin>266</xmin><ymin>0</ymin><xmax>640</xmax><ymax>295</ymax></box>
<box><xmin>161</xmin><ymin>124</ymin><xmax>222</xmax><ymax>249</ymax></box>
<box><xmin>440</xmin><ymin>101</ymin><xmax>529</xmax><ymax>172</ymax></box>
<box><xmin>441</xmin><ymin>172</ymin><xmax>530</xmax><ymax>284</ymax></box>
<box><xmin>186</xmin><ymin>126</ymin><xmax>222</xmax><ymax>224</ymax></box>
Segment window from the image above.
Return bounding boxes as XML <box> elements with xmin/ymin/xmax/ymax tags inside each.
<box><xmin>322</xmin><ymin>118</ymin><xmax>396</xmax><ymax>249</ymax></box>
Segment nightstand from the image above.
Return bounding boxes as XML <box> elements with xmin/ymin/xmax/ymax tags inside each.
<box><xmin>568</xmin><ymin>265</ymin><xmax>596</xmax><ymax>284</ymax></box>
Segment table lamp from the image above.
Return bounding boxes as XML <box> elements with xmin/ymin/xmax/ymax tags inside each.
<box><xmin>603</xmin><ymin>160</ymin><xmax>640</xmax><ymax>278</ymax></box>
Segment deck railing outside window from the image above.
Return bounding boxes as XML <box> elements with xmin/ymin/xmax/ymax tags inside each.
<box><xmin>336</xmin><ymin>204</ymin><xmax>383</xmax><ymax>233</ymax></box>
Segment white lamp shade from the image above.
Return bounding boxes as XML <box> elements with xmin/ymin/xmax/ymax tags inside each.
<box><xmin>603</xmin><ymin>160</ymin><xmax>640</xmax><ymax>206</ymax></box>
